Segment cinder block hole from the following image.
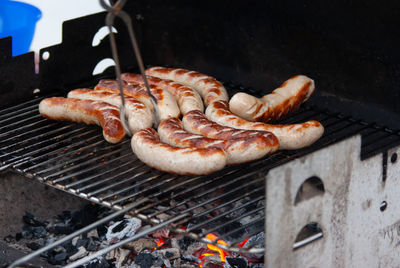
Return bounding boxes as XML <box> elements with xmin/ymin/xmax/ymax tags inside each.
<box><xmin>380</xmin><ymin>201</ymin><xmax>387</xmax><ymax>212</ymax></box>
<box><xmin>293</xmin><ymin>222</ymin><xmax>323</xmax><ymax>250</ymax></box>
<box><xmin>391</xmin><ymin>153</ymin><xmax>397</xmax><ymax>163</ymax></box>
<box><xmin>294</xmin><ymin>176</ymin><xmax>325</xmax><ymax>205</ymax></box>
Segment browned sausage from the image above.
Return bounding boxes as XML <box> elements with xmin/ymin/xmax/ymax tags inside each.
<box><xmin>94</xmin><ymin>79</ymin><xmax>180</xmax><ymax>120</ymax></box>
<box><xmin>131</xmin><ymin>128</ymin><xmax>227</xmax><ymax>175</ymax></box>
<box><xmin>229</xmin><ymin>75</ymin><xmax>315</xmax><ymax>122</ymax></box>
<box><xmin>205</xmin><ymin>100</ymin><xmax>324</xmax><ymax>150</ymax></box>
<box><xmin>67</xmin><ymin>88</ymin><xmax>153</xmax><ymax>133</ymax></box>
<box><xmin>39</xmin><ymin>97</ymin><xmax>125</xmax><ymax>143</ymax></box>
<box><xmin>158</xmin><ymin>117</ymin><xmax>279</xmax><ymax>164</ymax></box>
<box><xmin>121</xmin><ymin>73</ymin><xmax>204</xmax><ymax>114</ymax></box>
<box><xmin>181</xmin><ymin>111</ymin><xmax>279</xmax><ymax>160</ymax></box>
<box><xmin>145</xmin><ymin>66</ymin><xmax>229</xmax><ymax>106</ymax></box>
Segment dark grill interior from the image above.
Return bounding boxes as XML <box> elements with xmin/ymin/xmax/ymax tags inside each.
<box><xmin>1</xmin><ymin>81</ymin><xmax>399</xmax><ymax>255</ymax></box>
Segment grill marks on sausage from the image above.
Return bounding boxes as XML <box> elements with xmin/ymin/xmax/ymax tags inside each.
<box><xmin>145</xmin><ymin>66</ymin><xmax>229</xmax><ymax>106</ymax></box>
<box><xmin>259</xmin><ymin>80</ymin><xmax>312</xmax><ymax>122</ymax></box>
<box><xmin>121</xmin><ymin>73</ymin><xmax>203</xmax><ymax>114</ymax></box>
<box><xmin>95</xmin><ymin>79</ymin><xmax>180</xmax><ymax>120</ymax></box>
<box><xmin>67</xmin><ymin>88</ymin><xmax>153</xmax><ymax>133</ymax></box>
<box><xmin>131</xmin><ymin>128</ymin><xmax>227</xmax><ymax>175</ymax></box>
<box><xmin>182</xmin><ymin>111</ymin><xmax>279</xmax><ymax>154</ymax></box>
<box><xmin>95</xmin><ymin>79</ymin><xmax>154</xmax><ymax>110</ymax></box>
<box><xmin>158</xmin><ymin>118</ymin><xmax>278</xmax><ymax>164</ymax></box>
<box><xmin>205</xmin><ymin>100</ymin><xmax>324</xmax><ymax>150</ymax></box>
<box><xmin>229</xmin><ymin>75</ymin><xmax>315</xmax><ymax>122</ymax></box>
<box><xmin>39</xmin><ymin>97</ymin><xmax>125</xmax><ymax>144</ymax></box>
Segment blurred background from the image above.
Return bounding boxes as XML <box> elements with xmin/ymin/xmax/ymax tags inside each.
<box><xmin>1</xmin><ymin>0</ymin><xmax>105</xmax><ymax>55</ymax></box>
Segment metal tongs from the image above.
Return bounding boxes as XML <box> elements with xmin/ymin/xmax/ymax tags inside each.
<box><xmin>100</xmin><ymin>0</ymin><xmax>159</xmax><ymax>136</ymax></box>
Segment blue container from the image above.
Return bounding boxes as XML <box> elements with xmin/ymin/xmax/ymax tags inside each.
<box><xmin>0</xmin><ymin>0</ymin><xmax>41</xmax><ymax>56</ymax></box>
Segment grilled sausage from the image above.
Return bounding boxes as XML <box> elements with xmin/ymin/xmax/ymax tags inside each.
<box><xmin>229</xmin><ymin>75</ymin><xmax>315</xmax><ymax>122</ymax></box>
<box><xmin>67</xmin><ymin>88</ymin><xmax>153</xmax><ymax>134</ymax></box>
<box><xmin>145</xmin><ymin>66</ymin><xmax>229</xmax><ymax>106</ymax></box>
<box><xmin>205</xmin><ymin>100</ymin><xmax>324</xmax><ymax>150</ymax></box>
<box><xmin>39</xmin><ymin>97</ymin><xmax>125</xmax><ymax>143</ymax></box>
<box><xmin>121</xmin><ymin>73</ymin><xmax>204</xmax><ymax>114</ymax></box>
<box><xmin>95</xmin><ymin>79</ymin><xmax>181</xmax><ymax>120</ymax></box>
<box><xmin>95</xmin><ymin>79</ymin><xmax>154</xmax><ymax>111</ymax></box>
<box><xmin>181</xmin><ymin>111</ymin><xmax>279</xmax><ymax>160</ymax></box>
<box><xmin>159</xmin><ymin>117</ymin><xmax>278</xmax><ymax>164</ymax></box>
<box><xmin>131</xmin><ymin>128</ymin><xmax>227</xmax><ymax>175</ymax></box>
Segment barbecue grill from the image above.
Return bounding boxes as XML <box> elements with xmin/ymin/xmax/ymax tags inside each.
<box><xmin>1</xmin><ymin>1</ymin><xmax>400</xmax><ymax>267</ymax></box>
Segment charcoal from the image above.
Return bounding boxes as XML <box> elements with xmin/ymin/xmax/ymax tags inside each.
<box><xmin>76</xmin><ymin>237</ymin><xmax>90</xmax><ymax>248</ymax></box>
<box><xmin>87</xmin><ymin>240</ymin><xmax>99</xmax><ymax>251</ymax></box>
<box><xmin>106</xmin><ymin>218</ymin><xmax>141</xmax><ymax>242</ymax></box>
<box><xmin>26</xmin><ymin>242</ymin><xmax>42</xmax><ymax>250</ymax></box>
<box><xmin>49</xmin><ymin>225</ymin><xmax>75</xmax><ymax>235</ymax></box>
<box><xmin>134</xmin><ymin>252</ymin><xmax>155</xmax><ymax>268</ymax></box>
<box><xmin>69</xmin><ymin>246</ymin><xmax>88</xmax><ymax>261</ymax></box>
<box><xmin>15</xmin><ymin>232</ymin><xmax>22</xmax><ymax>241</ymax></box>
<box><xmin>97</xmin><ymin>225</ymin><xmax>108</xmax><ymax>238</ymax></box>
<box><xmin>177</xmin><ymin>236</ymin><xmax>197</xmax><ymax>251</ymax></box>
<box><xmin>86</xmin><ymin>257</ymin><xmax>111</xmax><ymax>268</ymax></box>
<box><xmin>4</xmin><ymin>235</ymin><xmax>14</xmax><ymax>242</ymax></box>
<box><xmin>23</xmin><ymin>212</ymin><xmax>47</xmax><ymax>227</ymax></box>
<box><xmin>123</xmin><ymin>238</ymin><xmax>156</xmax><ymax>253</ymax></box>
<box><xmin>21</xmin><ymin>230</ymin><xmax>33</xmax><ymax>239</ymax></box>
<box><xmin>48</xmin><ymin>251</ymin><xmax>68</xmax><ymax>265</ymax></box>
<box><xmin>224</xmin><ymin>256</ymin><xmax>248</xmax><ymax>268</ymax></box>
<box><xmin>60</xmin><ymin>240</ymin><xmax>78</xmax><ymax>257</ymax></box>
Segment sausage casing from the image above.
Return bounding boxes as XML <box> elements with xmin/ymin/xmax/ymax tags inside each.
<box><xmin>206</xmin><ymin>100</ymin><xmax>324</xmax><ymax>150</ymax></box>
<box><xmin>131</xmin><ymin>128</ymin><xmax>226</xmax><ymax>175</ymax></box>
<box><xmin>39</xmin><ymin>97</ymin><xmax>125</xmax><ymax>143</ymax></box>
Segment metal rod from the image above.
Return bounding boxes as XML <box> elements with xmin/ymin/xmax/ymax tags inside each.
<box><xmin>8</xmin><ymin>198</ymin><xmax>150</xmax><ymax>268</ymax></box>
<box><xmin>64</xmin><ymin>213</ymin><xmax>189</xmax><ymax>268</ymax></box>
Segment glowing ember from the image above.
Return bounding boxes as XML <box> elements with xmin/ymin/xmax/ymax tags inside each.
<box><xmin>154</xmin><ymin>238</ymin><xmax>165</xmax><ymax>248</ymax></box>
<box><xmin>236</xmin><ymin>237</ymin><xmax>250</xmax><ymax>248</ymax></box>
<box><xmin>199</xmin><ymin>233</ymin><xmax>230</xmax><ymax>266</ymax></box>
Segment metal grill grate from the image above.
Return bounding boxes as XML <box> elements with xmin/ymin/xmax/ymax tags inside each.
<box><xmin>1</xmin><ymin>87</ymin><xmax>400</xmax><ymax>254</ymax></box>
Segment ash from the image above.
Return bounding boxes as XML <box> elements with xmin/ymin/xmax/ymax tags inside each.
<box><xmin>4</xmin><ymin>204</ymin><xmax>264</xmax><ymax>267</ymax></box>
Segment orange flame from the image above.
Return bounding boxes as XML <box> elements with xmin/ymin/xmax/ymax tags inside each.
<box><xmin>154</xmin><ymin>238</ymin><xmax>165</xmax><ymax>248</ymax></box>
<box><xmin>199</xmin><ymin>233</ymin><xmax>230</xmax><ymax>266</ymax></box>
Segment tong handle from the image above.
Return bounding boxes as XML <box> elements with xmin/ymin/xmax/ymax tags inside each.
<box><xmin>100</xmin><ymin>0</ymin><xmax>159</xmax><ymax>135</ymax></box>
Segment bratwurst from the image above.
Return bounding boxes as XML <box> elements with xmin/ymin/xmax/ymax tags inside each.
<box><xmin>131</xmin><ymin>128</ymin><xmax>227</xmax><ymax>175</ymax></box>
<box><xmin>39</xmin><ymin>97</ymin><xmax>125</xmax><ymax>143</ymax></box>
<box><xmin>121</xmin><ymin>73</ymin><xmax>204</xmax><ymax>114</ymax></box>
<box><xmin>145</xmin><ymin>66</ymin><xmax>229</xmax><ymax>106</ymax></box>
<box><xmin>229</xmin><ymin>75</ymin><xmax>315</xmax><ymax>122</ymax></box>
<box><xmin>158</xmin><ymin>117</ymin><xmax>278</xmax><ymax>164</ymax></box>
<box><xmin>205</xmin><ymin>100</ymin><xmax>324</xmax><ymax>150</ymax></box>
<box><xmin>67</xmin><ymin>88</ymin><xmax>153</xmax><ymax>134</ymax></box>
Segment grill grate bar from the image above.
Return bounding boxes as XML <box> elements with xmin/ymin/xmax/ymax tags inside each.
<box><xmin>186</xmin><ymin>193</ymin><xmax>264</xmax><ymax>232</ymax></box>
<box><xmin>219</xmin><ymin>218</ymin><xmax>265</xmax><ymax>247</ymax></box>
<box><xmin>18</xmin><ymin>134</ymin><xmax>104</xmax><ymax>172</ymax></box>
<box><xmin>0</xmin><ymin>98</ymin><xmax>41</xmax><ymax>116</ymax></box>
<box><xmin>0</xmin><ymin>107</ymin><xmax>40</xmax><ymax>125</ymax></box>
<box><xmin>78</xmin><ymin>162</ymin><xmax>147</xmax><ymax>195</ymax></box>
<box><xmin>48</xmin><ymin>147</ymin><xmax>131</xmax><ymax>183</ymax></box>
<box><xmin>65</xmin><ymin>159</ymin><xmax>139</xmax><ymax>189</ymax></box>
<box><xmin>148</xmin><ymin>174</ymin><xmax>265</xmax><ymax>220</ymax></box>
<box><xmin>0</xmin><ymin>114</ymin><xmax>42</xmax><ymax>131</ymax></box>
<box><xmin>93</xmin><ymin>170</ymin><xmax>164</xmax><ymax>202</ymax></box>
<box><xmin>0</xmin><ymin>122</ymin><xmax>62</xmax><ymax>146</ymax></box>
<box><xmin>1</xmin><ymin>127</ymin><xmax>102</xmax><ymax>167</ymax></box>
<box><xmin>1</xmin><ymin>92</ymin><xmax>400</xmax><ymax>256</ymax></box>
<box><xmin>0</xmin><ymin>118</ymin><xmax>49</xmax><ymax>139</ymax></box>
<box><xmin>0</xmin><ymin>124</ymin><xmax>79</xmax><ymax>151</ymax></box>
